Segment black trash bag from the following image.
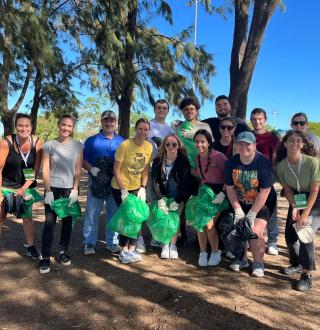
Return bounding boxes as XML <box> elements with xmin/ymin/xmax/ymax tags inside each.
<box><xmin>3</xmin><ymin>193</ymin><xmax>25</xmax><ymax>218</ymax></box>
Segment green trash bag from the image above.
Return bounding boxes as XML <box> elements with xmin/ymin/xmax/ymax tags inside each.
<box><xmin>107</xmin><ymin>194</ymin><xmax>150</xmax><ymax>239</ymax></box>
<box><xmin>185</xmin><ymin>185</ymin><xmax>229</xmax><ymax>232</ymax></box>
<box><xmin>51</xmin><ymin>198</ymin><xmax>82</xmax><ymax>223</ymax></box>
<box><xmin>176</xmin><ymin>121</ymin><xmax>198</xmax><ymax>168</ymax></box>
<box><xmin>147</xmin><ymin>198</ymin><xmax>180</xmax><ymax>244</ymax></box>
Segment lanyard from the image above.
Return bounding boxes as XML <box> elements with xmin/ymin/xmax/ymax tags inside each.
<box><xmin>286</xmin><ymin>156</ymin><xmax>303</xmax><ymax>193</ymax></box>
<box><xmin>15</xmin><ymin>135</ymin><xmax>31</xmax><ymax>168</ymax></box>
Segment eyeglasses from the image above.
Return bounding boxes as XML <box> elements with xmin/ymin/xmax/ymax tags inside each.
<box><xmin>220</xmin><ymin>125</ymin><xmax>234</xmax><ymax>130</ymax></box>
<box><xmin>292</xmin><ymin>121</ymin><xmax>306</xmax><ymax>126</ymax></box>
<box><xmin>165</xmin><ymin>142</ymin><xmax>178</xmax><ymax>147</ymax></box>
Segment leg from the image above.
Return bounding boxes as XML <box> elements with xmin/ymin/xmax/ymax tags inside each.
<box><xmin>0</xmin><ymin>208</ymin><xmax>7</xmax><ymax>237</ymax></box>
<box><xmin>248</xmin><ymin>218</ymin><xmax>267</xmax><ymax>263</ymax></box>
<box><xmin>285</xmin><ymin>207</ymin><xmax>300</xmax><ymax>267</ymax></box>
<box><xmin>197</xmin><ymin>230</ymin><xmax>208</xmax><ymax>252</ymax></box>
<box><xmin>105</xmin><ymin>193</ymin><xmax>119</xmax><ymax>246</ymax></box>
<box><xmin>22</xmin><ymin>217</ymin><xmax>34</xmax><ymax>246</ymax></box>
<box><xmin>41</xmin><ymin>203</ymin><xmax>58</xmax><ymax>259</ymax></box>
<box><xmin>267</xmin><ymin>201</ymin><xmax>279</xmax><ymax>253</ymax></box>
<box><xmin>59</xmin><ymin>216</ymin><xmax>73</xmax><ymax>252</ymax></box>
<box><xmin>206</xmin><ymin>215</ymin><xmax>220</xmax><ymax>252</ymax></box>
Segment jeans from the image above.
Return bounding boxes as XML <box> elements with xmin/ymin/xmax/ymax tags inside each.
<box><xmin>267</xmin><ymin>201</ymin><xmax>279</xmax><ymax>245</ymax></box>
<box><xmin>83</xmin><ymin>177</ymin><xmax>118</xmax><ymax>246</ymax></box>
<box><xmin>41</xmin><ymin>187</ymin><xmax>73</xmax><ymax>259</ymax></box>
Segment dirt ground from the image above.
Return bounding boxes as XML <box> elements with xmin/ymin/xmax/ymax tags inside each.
<box><xmin>1</xmin><ymin>176</ymin><xmax>320</xmax><ymax>330</ymax></box>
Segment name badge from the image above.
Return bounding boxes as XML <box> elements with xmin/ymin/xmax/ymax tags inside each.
<box><xmin>23</xmin><ymin>168</ymin><xmax>35</xmax><ymax>181</ymax></box>
<box><xmin>294</xmin><ymin>193</ymin><xmax>307</xmax><ymax>210</ymax></box>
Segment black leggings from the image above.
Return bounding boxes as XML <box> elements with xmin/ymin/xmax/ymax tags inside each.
<box><xmin>111</xmin><ymin>187</ymin><xmax>139</xmax><ymax>247</ymax></box>
<box><xmin>41</xmin><ymin>187</ymin><xmax>73</xmax><ymax>259</ymax></box>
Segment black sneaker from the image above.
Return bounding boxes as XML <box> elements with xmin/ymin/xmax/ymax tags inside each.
<box><xmin>57</xmin><ymin>252</ymin><xmax>71</xmax><ymax>266</ymax></box>
<box><xmin>38</xmin><ymin>259</ymin><xmax>51</xmax><ymax>274</ymax></box>
<box><xmin>281</xmin><ymin>265</ymin><xmax>302</xmax><ymax>276</ymax></box>
<box><xmin>25</xmin><ymin>245</ymin><xmax>40</xmax><ymax>259</ymax></box>
<box><xmin>296</xmin><ymin>273</ymin><xmax>312</xmax><ymax>292</ymax></box>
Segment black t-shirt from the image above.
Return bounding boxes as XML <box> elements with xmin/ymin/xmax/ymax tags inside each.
<box><xmin>202</xmin><ymin>117</ymin><xmax>251</xmax><ymax>141</ymax></box>
<box><xmin>212</xmin><ymin>139</ymin><xmax>234</xmax><ymax>159</ymax></box>
<box><xmin>224</xmin><ymin>152</ymin><xmax>276</xmax><ymax>207</ymax></box>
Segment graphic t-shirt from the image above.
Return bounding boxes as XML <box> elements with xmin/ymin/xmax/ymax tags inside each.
<box><xmin>225</xmin><ymin>152</ymin><xmax>274</xmax><ymax>205</ymax></box>
<box><xmin>111</xmin><ymin>138</ymin><xmax>153</xmax><ymax>190</ymax></box>
<box><xmin>254</xmin><ymin>131</ymin><xmax>280</xmax><ymax>162</ymax></box>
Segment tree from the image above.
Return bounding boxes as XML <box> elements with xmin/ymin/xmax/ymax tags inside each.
<box><xmin>67</xmin><ymin>1</ymin><xmax>215</xmax><ymax>138</ymax></box>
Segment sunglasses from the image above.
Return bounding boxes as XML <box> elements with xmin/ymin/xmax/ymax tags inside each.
<box><xmin>292</xmin><ymin>121</ymin><xmax>306</xmax><ymax>126</ymax></box>
<box><xmin>165</xmin><ymin>142</ymin><xmax>178</xmax><ymax>147</ymax></box>
<box><xmin>220</xmin><ymin>125</ymin><xmax>234</xmax><ymax>130</ymax></box>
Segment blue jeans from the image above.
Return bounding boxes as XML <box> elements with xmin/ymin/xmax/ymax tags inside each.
<box><xmin>267</xmin><ymin>201</ymin><xmax>279</xmax><ymax>245</ymax></box>
<box><xmin>83</xmin><ymin>177</ymin><xmax>118</xmax><ymax>246</ymax></box>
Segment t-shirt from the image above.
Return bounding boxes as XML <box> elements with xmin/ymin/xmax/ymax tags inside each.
<box><xmin>275</xmin><ymin>154</ymin><xmax>320</xmax><ymax>192</ymax></box>
<box><xmin>195</xmin><ymin>150</ymin><xmax>227</xmax><ymax>185</ymax></box>
<box><xmin>83</xmin><ymin>131</ymin><xmax>124</xmax><ymax>165</ymax></box>
<box><xmin>43</xmin><ymin>139</ymin><xmax>83</xmax><ymax>189</ymax></box>
<box><xmin>225</xmin><ymin>152</ymin><xmax>274</xmax><ymax>205</ymax></box>
<box><xmin>202</xmin><ymin>117</ymin><xmax>250</xmax><ymax>142</ymax></box>
<box><xmin>111</xmin><ymin>138</ymin><xmax>153</xmax><ymax>190</ymax></box>
<box><xmin>254</xmin><ymin>131</ymin><xmax>280</xmax><ymax>162</ymax></box>
<box><xmin>212</xmin><ymin>139</ymin><xmax>234</xmax><ymax>159</ymax></box>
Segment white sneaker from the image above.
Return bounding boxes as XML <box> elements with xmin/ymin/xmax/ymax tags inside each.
<box><xmin>119</xmin><ymin>251</ymin><xmax>132</xmax><ymax>264</ymax></box>
<box><xmin>226</xmin><ymin>250</ymin><xmax>235</xmax><ymax>259</ymax></box>
<box><xmin>150</xmin><ymin>239</ymin><xmax>163</xmax><ymax>248</ymax></box>
<box><xmin>198</xmin><ymin>252</ymin><xmax>208</xmax><ymax>267</ymax></box>
<box><xmin>267</xmin><ymin>245</ymin><xmax>278</xmax><ymax>256</ymax></box>
<box><xmin>106</xmin><ymin>243</ymin><xmax>121</xmax><ymax>253</ymax></box>
<box><xmin>252</xmin><ymin>262</ymin><xmax>264</xmax><ymax>277</ymax></box>
<box><xmin>161</xmin><ymin>244</ymin><xmax>170</xmax><ymax>259</ymax></box>
<box><xmin>84</xmin><ymin>244</ymin><xmax>96</xmax><ymax>255</ymax></box>
<box><xmin>169</xmin><ymin>244</ymin><xmax>178</xmax><ymax>259</ymax></box>
<box><xmin>208</xmin><ymin>250</ymin><xmax>221</xmax><ymax>266</ymax></box>
<box><xmin>135</xmin><ymin>236</ymin><xmax>146</xmax><ymax>254</ymax></box>
<box><xmin>129</xmin><ymin>251</ymin><xmax>142</xmax><ymax>263</ymax></box>
<box><xmin>230</xmin><ymin>259</ymin><xmax>249</xmax><ymax>271</ymax></box>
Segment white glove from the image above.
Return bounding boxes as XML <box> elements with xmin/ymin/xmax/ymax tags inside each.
<box><xmin>158</xmin><ymin>198</ymin><xmax>169</xmax><ymax>214</ymax></box>
<box><xmin>69</xmin><ymin>190</ymin><xmax>78</xmax><ymax>207</ymax></box>
<box><xmin>212</xmin><ymin>191</ymin><xmax>225</xmax><ymax>205</ymax></box>
<box><xmin>246</xmin><ymin>210</ymin><xmax>257</xmax><ymax>227</ymax></box>
<box><xmin>169</xmin><ymin>201</ymin><xmax>180</xmax><ymax>211</ymax></box>
<box><xmin>90</xmin><ymin>167</ymin><xmax>100</xmax><ymax>177</ymax></box>
<box><xmin>171</xmin><ymin>120</ymin><xmax>183</xmax><ymax>130</ymax></box>
<box><xmin>121</xmin><ymin>189</ymin><xmax>129</xmax><ymax>202</ymax></box>
<box><xmin>234</xmin><ymin>207</ymin><xmax>245</xmax><ymax>223</ymax></box>
<box><xmin>45</xmin><ymin>191</ymin><xmax>54</xmax><ymax>206</ymax></box>
<box><xmin>181</xmin><ymin>128</ymin><xmax>196</xmax><ymax>139</ymax></box>
<box><xmin>137</xmin><ymin>187</ymin><xmax>146</xmax><ymax>202</ymax></box>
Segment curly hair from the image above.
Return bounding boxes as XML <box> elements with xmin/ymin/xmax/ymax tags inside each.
<box><xmin>274</xmin><ymin>130</ymin><xmax>317</xmax><ymax>164</ymax></box>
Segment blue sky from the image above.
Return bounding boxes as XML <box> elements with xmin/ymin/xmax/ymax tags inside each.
<box><xmin>2</xmin><ymin>0</ymin><xmax>319</xmax><ymax>134</ymax></box>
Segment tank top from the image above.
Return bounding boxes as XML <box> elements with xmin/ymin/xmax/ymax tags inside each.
<box><xmin>2</xmin><ymin>134</ymin><xmax>39</xmax><ymax>189</ymax></box>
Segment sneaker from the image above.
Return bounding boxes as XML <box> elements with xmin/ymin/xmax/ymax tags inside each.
<box><xmin>84</xmin><ymin>244</ymin><xmax>96</xmax><ymax>255</ymax></box>
<box><xmin>208</xmin><ymin>250</ymin><xmax>221</xmax><ymax>266</ymax></box>
<box><xmin>25</xmin><ymin>245</ymin><xmax>40</xmax><ymax>259</ymax></box>
<box><xmin>198</xmin><ymin>252</ymin><xmax>208</xmax><ymax>267</ymax></box>
<box><xmin>267</xmin><ymin>244</ymin><xmax>278</xmax><ymax>256</ymax></box>
<box><xmin>226</xmin><ymin>250</ymin><xmax>235</xmax><ymax>259</ymax></box>
<box><xmin>136</xmin><ymin>236</ymin><xmax>146</xmax><ymax>254</ymax></box>
<box><xmin>161</xmin><ymin>244</ymin><xmax>170</xmax><ymax>259</ymax></box>
<box><xmin>57</xmin><ymin>252</ymin><xmax>71</xmax><ymax>266</ymax></box>
<box><xmin>106</xmin><ymin>243</ymin><xmax>121</xmax><ymax>253</ymax></box>
<box><xmin>119</xmin><ymin>251</ymin><xmax>133</xmax><ymax>264</ymax></box>
<box><xmin>38</xmin><ymin>259</ymin><xmax>51</xmax><ymax>274</ymax></box>
<box><xmin>252</xmin><ymin>262</ymin><xmax>264</xmax><ymax>277</ymax></box>
<box><xmin>281</xmin><ymin>265</ymin><xmax>302</xmax><ymax>276</ymax></box>
<box><xmin>150</xmin><ymin>239</ymin><xmax>163</xmax><ymax>248</ymax></box>
<box><xmin>169</xmin><ymin>244</ymin><xmax>178</xmax><ymax>259</ymax></box>
<box><xmin>129</xmin><ymin>251</ymin><xmax>143</xmax><ymax>263</ymax></box>
<box><xmin>296</xmin><ymin>273</ymin><xmax>312</xmax><ymax>292</ymax></box>
<box><xmin>230</xmin><ymin>259</ymin><xmax>249</xmax><ymax>272</ymax></box>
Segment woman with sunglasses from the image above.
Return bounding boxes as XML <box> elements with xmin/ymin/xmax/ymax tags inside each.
<box><xmin>38</xmin><ymin>114</ymin><xmax>83</xmax><ymax>274</ymax></box>
<box><xmin>212</xmin><ymin>117</ymin><xmax>236</xmax><ymax>159</ymax></box>
<box><xmin>151</xmin><ymin>134</ymin><xmax>191</xmax><ymax>259</ymax></box>
<box><xmin>111</xmin><ymin>118</ymin><xmax>153</xmax><ymax>264</ymax></box>
<box><xmin>290</xmin><ymin>112</ymin><xmax>320</xmax><ymax>158</ymax></box>
<box><xmin>275</xmin><ymin>130</ymin><xmax>320</xmax><ymax>291</ymax></box>
<box><xmin>193</xmin><ymin>129</ymin><xmax>228</xmax><ymax>266</ymax></box>
<box><xmin>0</xmin><ymin>113</ymin><xmax>42</xmax><ymax>258</ymax></box>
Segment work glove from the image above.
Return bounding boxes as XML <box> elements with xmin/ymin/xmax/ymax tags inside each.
<box><xmin>212</xmin><ymin>191</ymin><xmax>225</xmax><ymax>205</ymax></box>
<box><xmin>44</xmin><ymin>191</ymin><xmax>54</xmax><ymax>206</ymax></box>
<box><xmin>137</xmin><ymin>187</ymin><xmax>146</xmax><ymax>202</ymax></box>
<box><xmin>90</xmin><ymin>167</ymin><xmax>100</xmax><ymax>177</ymax></box>
<box><xmin>181</xmin><ymin>128</ymin><xmax>196</xmax><ymax>139</ymax></box>
<box><xmin>121</xmin><ymin>189</ymin><xmax>129</xmax><ymax>202</ymax></box>
<box><xmin>169</xmin><ymin>201</ymin><xmax>180</xmax><ymax>211</ymax></box>
<box><xmin>234</xmin><ymin>207</ymin><xmax>245</xmax><ymax>224</ymax></box>
<box><xmin>158</xmin><ymin>198</ymin><xmax>169</xmax><ymax>214</ymax></box>
<box><xmin>246</xmin><ymin>210</ymin><xmax>257</xmax><ymax>228</ymax></box>
<box><xmin>69</xmin><ymin>190</ymin><xmax>78</xmax><ymax>207</ymax></box>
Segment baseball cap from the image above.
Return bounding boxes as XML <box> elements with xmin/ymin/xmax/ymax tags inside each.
<box><xmin>236</xmin><ymin>131</ymin><xmax>256</xmax><ymax>144</ymax></box>
<box><xmin>101</xmin><ymin>110</ymin><xmax>117</xmax><ymax>120</ymax></box>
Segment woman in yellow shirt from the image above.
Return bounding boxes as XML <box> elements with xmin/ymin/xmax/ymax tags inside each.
<box><xmin>111</xmin><ymin>118</ymin><xmax>153</xmax><ymax>264</ymax></box>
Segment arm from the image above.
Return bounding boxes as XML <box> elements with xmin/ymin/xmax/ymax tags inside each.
<box><xmin>113</xmin><ymin>160</ymin><xmax>126</xmax><ymax>190</ymax></box>
<box><xmin>72</xmin><ymin>148</ymin><xmax>83</xmax><ymax>191</ymax></box>
<box><xmin>0</xmin><ymin>139</ymin><xmax>9</xmax><ymax>204</ymax></box>
<box><xmin>42</xmin><ymin>152</ymin><xmax>51</xmax><ymax>192</ymax></box>
<box><xmin>141</xmin><ymin>164</ymin><xmax>149</xmax><ymax>188</ymax></box>
<box><xmin>249</xmin><ymin>187</ymin><xmax>271</xmax><ymax>213</ymax></box>
<box><xmin>225</xmin><ymin>185</ymin><xmax>242</xmax><ymax>210</ymax></box>
<box><xmin>299</xmin><ymin>182</ymin><xmax>320</xmax><ymax>225</ymax></box>
<box><xmin>151</xmin><ymin>162</ymin><xmax>163</xmax><ymax>200</ymax></box>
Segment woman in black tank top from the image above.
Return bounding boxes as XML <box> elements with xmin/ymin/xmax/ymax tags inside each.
<box><xmin>0</xmin><ymin>113</ymin><xmax>43</xmax><ymax>258</ymax></box>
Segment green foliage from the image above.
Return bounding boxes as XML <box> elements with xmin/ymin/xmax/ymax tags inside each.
<box><xmin>308</xmin><ymin>122</ymin><xmax>320</xmax><ymax>137</ymax></box>
<box><xmin>35</xmin><ymin>113</ymin><xmax>59</xmax><ymax>142</ymax></box>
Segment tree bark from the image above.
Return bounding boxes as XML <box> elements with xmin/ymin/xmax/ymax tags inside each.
<box><xmin>229</xmin><ymin>0</ymin><xmax>280</xmax><ymax>119</ymax></box>
<box><xmin>30</xmin><ymin>68</ymin><xmax>43</xmax><ymax>134</ymax></box>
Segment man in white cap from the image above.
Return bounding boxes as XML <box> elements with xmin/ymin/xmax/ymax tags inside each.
<box><xmin>82</xmin><ymin>110</ymin><xmax>124</xmax><ymax>255</ymax></box>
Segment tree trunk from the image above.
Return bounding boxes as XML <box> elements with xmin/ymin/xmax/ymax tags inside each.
<box><xmin>1</xmin><ymin>110</ymin><xmax>15</xmax><ymax>136</ymax></box>
<box><xmin>229</xmin><ymin>0</ymin><xmax>280</xmax><ymax>119</ymax></box>
<box><xmin>30</xmin><ymin>68</ymin><xmax>42</xmax><ymax>134</ymax></box>
<box><xmin>118</xmin><ymin>97</ymin><xmax>132</xmax><ymax>138</ymax></box>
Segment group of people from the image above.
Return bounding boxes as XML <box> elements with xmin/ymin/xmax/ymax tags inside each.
<box><xmin>0</xmin><ymin>95</ymin><xmax>319</xmax><ymax>293</ymax></box>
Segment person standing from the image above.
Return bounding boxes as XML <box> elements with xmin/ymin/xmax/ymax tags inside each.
<box><xmin>250</xmin><ymin>108</ymin><xmax>280</xmax><ymax>255</ymax></box>
<box><xmin>111</xmin><ymin>119</ymin><xmax>153</xmax><ymax>264</ymax></box>
<box><xmin>0</xmin><ymin>113</ymin><xmax>42</xmax><ymax>258</ymax></box>
<box><xmin>38</xmin><ymin>115</ymin><xmax>83</xmax><ymax>274</ymax></box>
<box><xmin>82</xmin><ymin>110</ymin><xmax>124</xmax><ymax>255</ymax></box>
